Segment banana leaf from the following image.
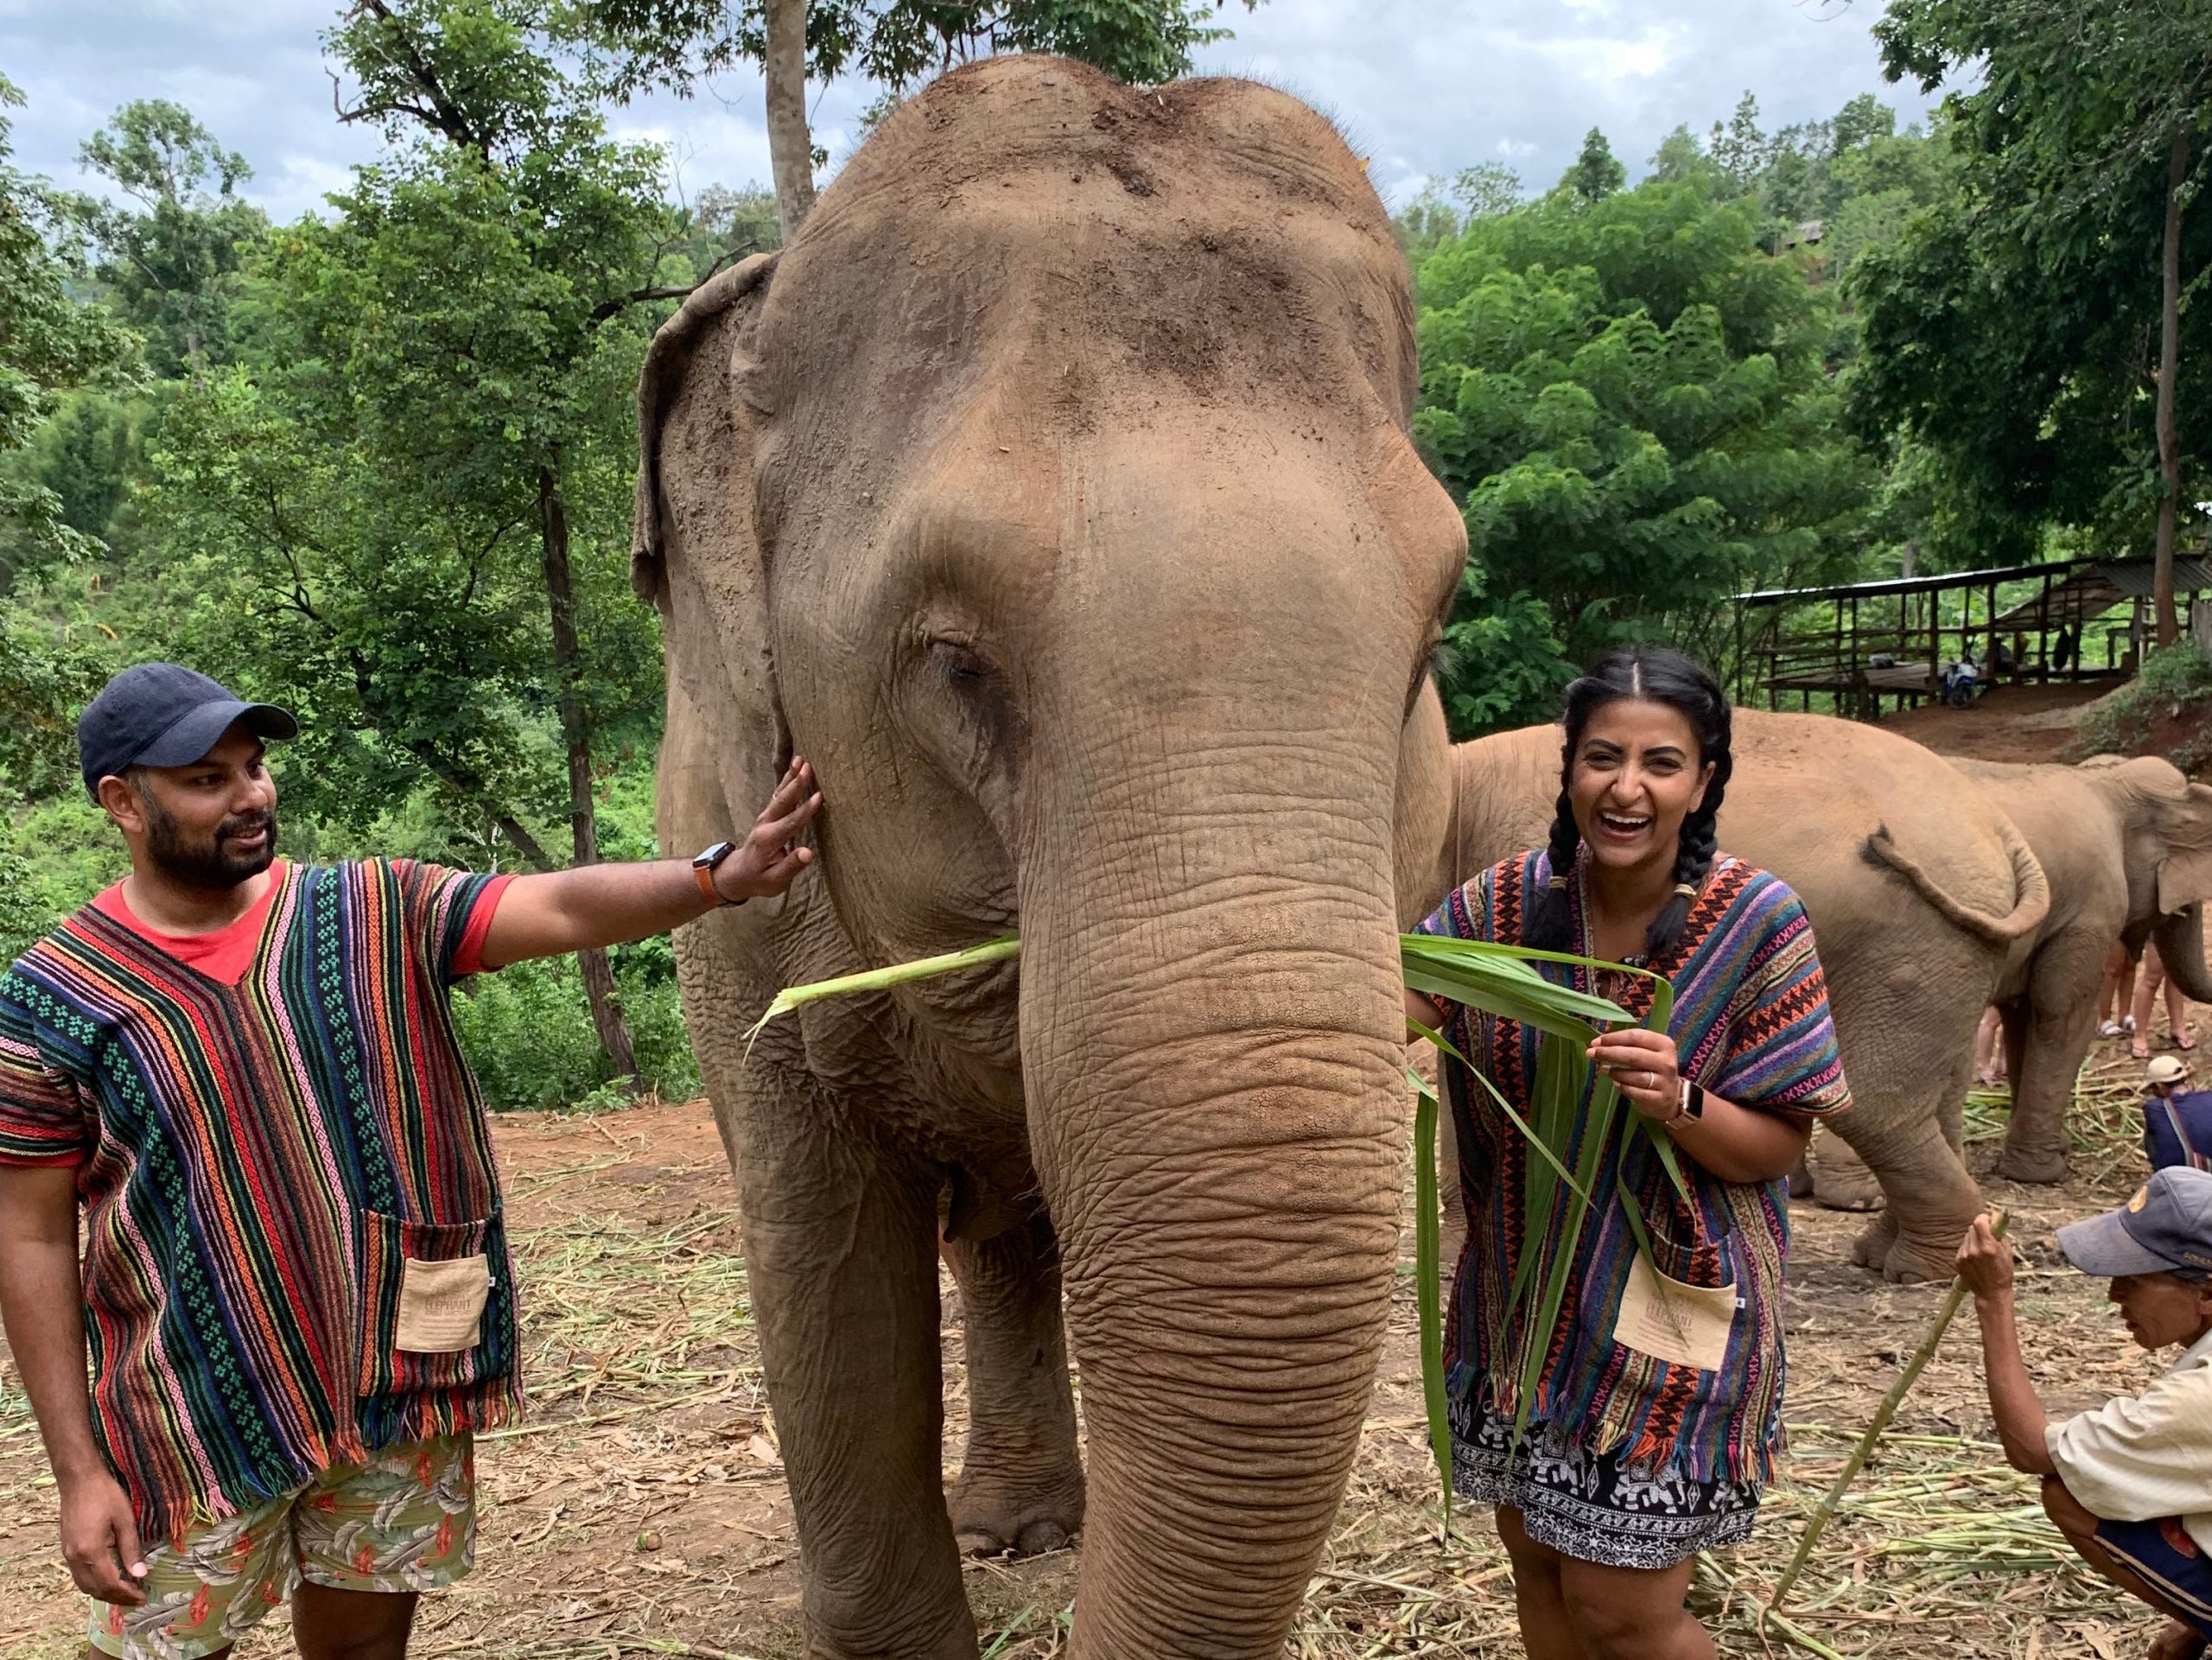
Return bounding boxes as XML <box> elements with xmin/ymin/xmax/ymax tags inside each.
<box><xmin>744</xmin><ymin>929</ymin><xmax>1674</xmax><ymax>1538</ymax></box>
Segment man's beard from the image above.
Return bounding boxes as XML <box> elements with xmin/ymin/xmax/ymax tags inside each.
<box><xmin>140</xmin><ymin>792</ymin><xmax>278</xmax><ymax>892</ymax></box>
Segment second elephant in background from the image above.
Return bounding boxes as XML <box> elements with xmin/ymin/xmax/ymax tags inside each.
<box><xmin>1806</xmin><ymin>755</ymin><xmax>2212</xmax><ymax>1220</ymax></box>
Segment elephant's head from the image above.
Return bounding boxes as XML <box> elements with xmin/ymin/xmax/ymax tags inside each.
<box><xmin>2088</xmin><ymin>755</ymin><xmax>2212</xmax><ymax>998</ymax></box>
<box><xmin>632</xmin><ymin>56</ymin><xmax>1464</xmax><ymax>1653</ymax></box>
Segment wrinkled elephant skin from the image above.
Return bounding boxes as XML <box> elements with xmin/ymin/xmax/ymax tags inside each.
<box><xmin>1421</xmin><ymin>712</ymin><xmax>2048</xmax><ymax>1283</ymax></box>
<box><xmin>635</xmin><ymin>58</ymin><xmax>1465</xmax><ymax>1660</ymax></box>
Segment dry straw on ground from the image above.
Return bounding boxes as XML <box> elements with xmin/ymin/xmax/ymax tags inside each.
<box><xmin>0</xmin><ymin>1034</ymin><xmax>2190</xmax><ymax>1658</ymax></box>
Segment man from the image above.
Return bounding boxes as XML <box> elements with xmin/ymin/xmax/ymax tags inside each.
<box><xmin>0</xmin><ymin>663</ymin><xmax>820</xmax><ymax>1660</ymax></box>
<box><xmin>2143</xmin><ymin>1055</ymin><xmax>2212</xmax><ymax>1174</ymax></box>
<box><xmin>1958</xmin><ymin>1173</ymin><xmax>2212</xmax><ymax>1660</ymax></box>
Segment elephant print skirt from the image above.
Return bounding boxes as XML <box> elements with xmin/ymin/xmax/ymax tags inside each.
<box><xmin>1451</xmin><ymin>1403</ymin><xmax>1763</xmax><ymax>1569</ymax></box>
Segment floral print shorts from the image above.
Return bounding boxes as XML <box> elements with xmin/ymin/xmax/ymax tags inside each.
<box><xmin>90</xmin><ymin>1434</ymin><xmax>476</xmax><ymax>1660</ymax></box>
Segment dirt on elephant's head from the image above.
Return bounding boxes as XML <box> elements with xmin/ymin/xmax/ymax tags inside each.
<box><xmin>766</xmin><ymin>55</ymin><xmax>1417</xmax><ymax>445</ymax></box>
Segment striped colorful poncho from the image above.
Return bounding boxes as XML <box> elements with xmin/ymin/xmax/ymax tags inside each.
<box><xmin>0</xmin><ymin>859</ymin><xmax>521</xmax><ymax>1542</ymax></box>
<box><xmin>1419</xmin><ymin>848</ymin><xmax>1850</xmax><ymax>1487</ymax></box>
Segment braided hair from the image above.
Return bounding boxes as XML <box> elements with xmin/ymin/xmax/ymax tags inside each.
<box><xmin>1525</xmin><ymin>647</ymin><xmax>1733</xmax><ymax>961</ymax></box>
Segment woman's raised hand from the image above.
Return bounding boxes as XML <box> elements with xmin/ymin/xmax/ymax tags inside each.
<box><xmin>1586</xmin><ymin>1025</ymin><xmax>1683</xmax><ymax>1120</ymax></box>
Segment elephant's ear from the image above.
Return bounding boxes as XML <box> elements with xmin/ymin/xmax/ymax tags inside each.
<box><xmin>633</xmin><ymin>253</ymin><xmax>794</xmax><ymax>907</ymax></box>
<box><xmin>2158</xmin><ymin>780</ymin><xmax>2212</xmax><ymax>915</ymax></box>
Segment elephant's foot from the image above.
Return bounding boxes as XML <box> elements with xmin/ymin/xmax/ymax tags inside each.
<box><xmin>948</xmin><ymin>1463</ymin><xmax>1085</xmax><ymax>1558</ymax></box>
<box><xmin>1848</xmin><ymin>1213</ymin><xmax>1897</xmax><ymax>1274</ymax></box>
<box><xmin>1996</xmin><ymin>1145</ymin><xmax>2072</xmax><ymax>1185</ymax></box>
<box><xmin>1809</xmin><ymin>1167</ymin><xmax>1885</xmax><ymax>1212</ymax></box>
<box><xmin>1849</xmin><ymin>1211</ymin><xmax>1954</xmax><ymax>1283</ymax></box>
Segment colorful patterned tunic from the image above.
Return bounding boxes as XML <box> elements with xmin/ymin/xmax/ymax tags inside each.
<box><xmin>0</xmin><ymin>860</ymin><xmax>520</xmax><ymax>1542</ymax></box>
<box><xmin>1418</xmin><ymin>849</ymin><xmax>1850</xmax><ymax>1493</ymax></box>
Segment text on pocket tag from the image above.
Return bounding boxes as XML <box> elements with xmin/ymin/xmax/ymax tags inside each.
<box><xmin>1613</xmin><ymin>1252</ymin><xmax>1736</xmax><ymax>1372</ymax></box>
<box><xmin>395</xmin><ymin>1254</ymin><xmax>489</xmax><ymax>1354</ymax></box>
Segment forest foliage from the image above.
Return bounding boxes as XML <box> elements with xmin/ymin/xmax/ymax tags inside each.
<box><xmin>3</xmin><ymin>0</ymin><xmax>2208</xmax><ymax>1097</ymax></box>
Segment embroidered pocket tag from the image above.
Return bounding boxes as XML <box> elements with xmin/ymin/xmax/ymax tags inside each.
<box><xmin>1614</xmin><ymin>1253</ymin><xmax>1737</xmax><ymax>1372</ymax></box>
<box><xmin>395</xmin><ymin>1255</ymin><xmax>489</xmax><ymax>1354</ymax></box>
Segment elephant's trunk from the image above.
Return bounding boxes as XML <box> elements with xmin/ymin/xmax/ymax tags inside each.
<box><xmin>1020</xmin><ymin>730</ymin><xmax>1407</xmax><ymax>1657</ymax></box>
<box><xmin>2156</xmin><ymin>904</ymin><xmax>2212</xmax><ymax>1003</ymax></box>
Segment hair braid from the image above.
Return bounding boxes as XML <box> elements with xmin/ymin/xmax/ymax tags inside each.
<box><xmin>1527</xmin><ymin>783</ymin><xmax>1584</xmax><ymax>951</ymax></box>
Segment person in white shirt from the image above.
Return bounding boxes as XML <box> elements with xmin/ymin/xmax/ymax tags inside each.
<box><xmin>1958</xmin><ymin>1168</ymin><xmax>2212</xmax><ymax>1660</ymax></box>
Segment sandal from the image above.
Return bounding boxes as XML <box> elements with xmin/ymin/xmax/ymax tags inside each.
<box><xmin>2177</xmin><ymin>1031</ymin><xmax>2199</xmax><ymax>1053</ymax></box>
<box><xmin>2133</xmin><ymin>1039</ymin><xmax>2152</xmax><ymax>1060</ymax></box>
<box><xmin>2100</xmin><ymin>1020</ymin><xmax>2123</xmax><ymax>1038</ymax></box>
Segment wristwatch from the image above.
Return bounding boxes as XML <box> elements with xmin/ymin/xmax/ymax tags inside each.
<box><xmin>1674</xmin><ymin>1078</ymin><xmax>1707</xmax><ymax>1123</ymax></box>
<box><xmin>692</xmin><ymin>841</ymin><xmax>744</xmax><ymax>906</ymax></box>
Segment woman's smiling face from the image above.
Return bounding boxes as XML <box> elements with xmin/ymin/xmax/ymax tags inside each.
<box><xmin>1567</xmin><ymin>697</ymin><xmax>1716</xmax><ymax>876</ymax></box>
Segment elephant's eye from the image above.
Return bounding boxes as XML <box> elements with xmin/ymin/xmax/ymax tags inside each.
<box><xmin>1408</xmin><ymin>629</ymin><xmax>1451</xmax><ymax>718</ymax></box>
<box><xmin>930</xmin><ymin>639</ymin><xmax>995</xmax><ymax>688</ymax></box>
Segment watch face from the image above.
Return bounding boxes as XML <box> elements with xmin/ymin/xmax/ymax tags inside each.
<box><xmin>694</xmin><ymin>840</ymin><xmax>734</xmax><ymax>869</ymax></box>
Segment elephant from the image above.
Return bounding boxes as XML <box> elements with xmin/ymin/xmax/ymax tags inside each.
<box><xmin>1413</xmin><ymin>709</ymin><xmax>2049</xmax><ymax>1283</ymax></box>
<box><xmin>635</xmin><ymin>57</ymin><xmax>1465</xmax><ymax>1660</ymax></box>
<box><xmin>1805</xmin><ymin>754</ymin><xmax>2212</xmax><ymax>1199</ymax></box>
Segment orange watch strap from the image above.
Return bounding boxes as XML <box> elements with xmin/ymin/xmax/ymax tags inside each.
<box><xmin>695</xmin><ymin>857</ymin><xmax>722</xmax><ymax>906</ymax></box>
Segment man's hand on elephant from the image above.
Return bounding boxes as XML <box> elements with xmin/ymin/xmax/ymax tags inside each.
<box><xmin>715</xmin><ymin>758</ymin><xmax>823</xmax><ymax>904</ymax></box>
<box><xmin>1586</xmin><ymin>1027</ymin><xmax>1681</xmax><ymax>1119</ymax></box>
<box><xmin>1955</xmin><ymin>1214</ymin><xmax>2017</xmax><ymax>1300</ymax></box>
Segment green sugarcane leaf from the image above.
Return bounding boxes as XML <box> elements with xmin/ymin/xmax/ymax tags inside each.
<box><xmin>1412</xmin><ymin>1083</ymin><xmax>1452</xmax><ymax>1538</ymax></box>
<box><xmin>1639</xmin><ymin>1116</ymin><xmax>1694</xmax><ymax>1203</ymax></box>
<box><xmin>1459</xmin><ymin>1052</ymin><xmax>1595</xmax><ymax>1207</ymax></box>
<box><xmin>743</xmin><ymin>934</ymin><xmax>1022</xmax><ymax>1054</ymax></box>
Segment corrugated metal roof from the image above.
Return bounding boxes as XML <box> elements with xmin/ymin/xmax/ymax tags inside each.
<box><xmin>1734</xmin><ymin>560</ymin><xmax>2076</xmax><ymax>607</ymax></box>
<box><xmin>2092</xmin><ymin>557</ymin><xmax>2212</xmax><ymax>598</ymax></box>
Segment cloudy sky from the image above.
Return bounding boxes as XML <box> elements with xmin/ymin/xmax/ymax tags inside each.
<box><xmin>3</xmin><ymin>0</ymin><xmax>1937</xmax><ymax>222</ymax></box>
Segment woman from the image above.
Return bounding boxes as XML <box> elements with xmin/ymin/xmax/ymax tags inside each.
<box><xmin>1408</xmin><ymin>649</ymin><xmax>1850</xmax><ymax>1659</ymax></box>
<box><xmin>2100</xmin><ymin>941</ymin><xmax>2139</xmax><ymax>1041</ymax></box>
<box><xmin>2132</xmin><ymin>941</ymin><xmax>2197</xmax><ymax>1062</ymax></box>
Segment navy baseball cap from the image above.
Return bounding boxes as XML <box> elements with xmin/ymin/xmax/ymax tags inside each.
<box><xmin>78</xmin><ymin>663</ymin><xmax>298</xmax><ymax>802</ymax></box>
<box><xmin>2056</xmin><ymin>1167</ymin><xmax>2212</xmax><ymax>1282</ymax></box>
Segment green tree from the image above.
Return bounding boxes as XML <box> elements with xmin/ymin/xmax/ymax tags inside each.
<box><xmin>0</xmin><ymin>74</ymin><xmax>137</xmax><ymax>794</ymax></box>
<box><xmin>1414</xmin><ymin>171</ymin><xmax>1875</xmax><ymax>732</ymax></box>
<box><xmin>70</xmin><ymin>101</ymin><xmax>268</xmax><ymax>378</ymax></box>
<box><xmin>1566</xmin><ymin>128</ymin><xmax>1624</xmax><ymax>201</ymax></box>
<box><xmin>1648</xmin><ymin>124</ymin><xmax>1709</xmax><ymax>183</ymax></box>
<box><xmin>1853</xmin><ymin>0</ymin><xmax>2212</xmax><ymax>626</ymax></box>
<box><xmin>143</xmin><ymin>0</ymin><xmax>689</xmax><ymax>1083</ymax></box>
<box><xmin>1709</xmin><ymin>92</ymin><xmax>1768</xmax><ymax>189</ymax></box>
<box><xmin>574</xmin><ymin>0</ymin><xmax>1265</xmax><ymax>233</ymax></box>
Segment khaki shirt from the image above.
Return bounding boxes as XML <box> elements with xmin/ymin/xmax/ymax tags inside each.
<box><xmin>2049</xmin><ymin>1327</ymin><xmax>2212</xmax><ymax>1553</ymax></box>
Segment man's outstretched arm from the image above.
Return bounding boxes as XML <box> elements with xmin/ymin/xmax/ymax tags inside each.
<box><xmin>480</xmin><ymin>758</ymin><xmax>821</xmax><ymax>970</ymax></box>
<box><xmin>1957</xmin><ymin>1213</ymin><xmax>2056</xmax><ymax>1476</ymax></box>
<box><xmin>0</xmin><ymin>1162</ymin><xmax>146</xmax><ymax>1605</ymax></box>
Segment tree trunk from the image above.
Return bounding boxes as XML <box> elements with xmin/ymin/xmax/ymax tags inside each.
<box><xmin>764</xmin><ymin>0</ymin><xmax>817</xmax><ymax>240</ymax></box>
<box><xmin>2154</xmin><ymin>117</ymin><xmax>2190</xmax><ymax>651</ymax></box>
<box><xmin>538</xmin><ymin>461</ymin><xmax>640</xmax><ymax>1089</ymax></box>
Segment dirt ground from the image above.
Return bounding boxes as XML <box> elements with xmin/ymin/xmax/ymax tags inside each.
<box><xmin>1879</xmin><ymin>681</ymin><xmax>2116</xmax><ymax>765</ymax></box>
<box><xmin>0</xmin><ymin>1034</ymin><xmax>2198</xmax><ymax>1660</ymax></box>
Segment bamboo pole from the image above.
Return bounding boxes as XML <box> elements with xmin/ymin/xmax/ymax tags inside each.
<box><xmin>1764</xmin><ymin>1210</ymin><xmax>2011</xmax><ymax>1623</ymax></box>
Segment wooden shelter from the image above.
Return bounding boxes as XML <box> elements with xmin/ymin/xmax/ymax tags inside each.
<box><xmin>1732</xmin><ymin>557</ymin><xmax>2210</xmax><ymax>717</ymax></box>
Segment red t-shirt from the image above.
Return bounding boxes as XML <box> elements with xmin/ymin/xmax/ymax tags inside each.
<box><xmin>92</xmin><ymin>863</ymin><xmax>514</xmax><ymax>984</ymax></box>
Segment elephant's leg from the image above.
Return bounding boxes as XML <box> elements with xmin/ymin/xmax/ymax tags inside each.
<box><xmin>738</xmin><ymin>1078</ymin><xmax>976</xmax><ymax>1660</ymax></box>
<box><xmin>1997</xmin><ymin>951</ymin><xmax>2102</xmax><ymax>1184</ymax></box>
<box><xmin>943</xmin><ymin>1212</ymin><xmax>1086</xmax><ymax>1558</ymax></box>
<box><xmin>1832</xmin><ymin>1061</ymin><xmax>1984</xmax><ymax>1284</ymax></box>
<box><xmin>1804</xmin><ymin>1123</ymin><xmax>1884</xmax><ymax>1212</ymax></box>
